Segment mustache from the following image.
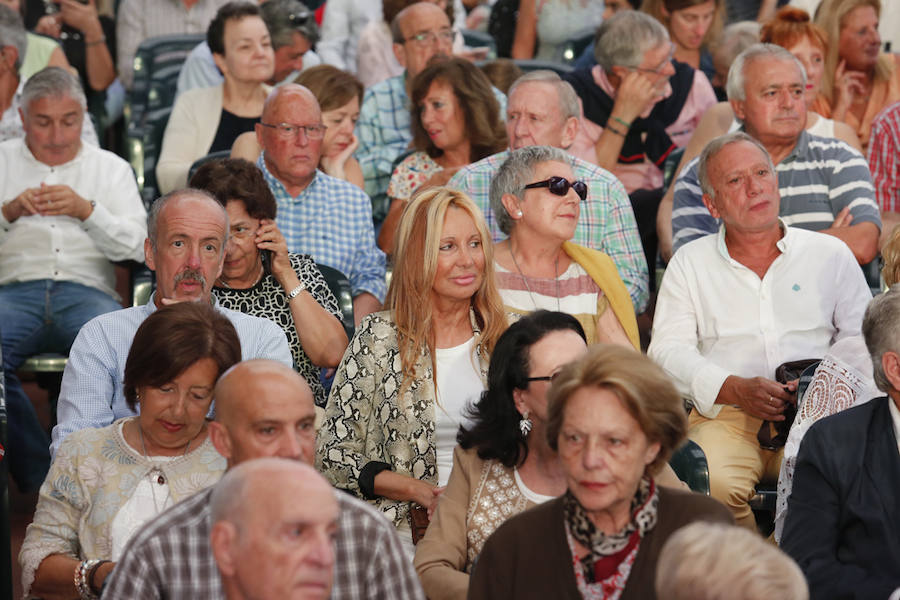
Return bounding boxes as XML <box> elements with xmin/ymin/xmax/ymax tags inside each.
<box><xmin>174</xmin><ymin>269</ymin><xmax>207</xmax><ymax>287</ymax></box>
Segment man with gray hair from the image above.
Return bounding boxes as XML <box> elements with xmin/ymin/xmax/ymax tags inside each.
<box><xmin>561</xmin><ymin>10</ymin><xmax>717</xmax><ymax>289</ymax></box>
<box><xmin>0</xmin><ymin>66</ymin><xmax>144</xmax><ymax>492</ymax></box>
<box><xmin>210</xmin><ymin>458</ymin><xmax>339</xmax><ymax>600</ymax></box>
<box><xmin>50</xmin><ymin>188</ymin><xmax>292</xmax><ymax>456</ymax></box>
<box><xmin>781</xmin><ymin>285</ymin><xmax>900</xmax><ymax>599</ymax></box>
<box><xmin>449</xmin><ymin>69</ymin><xmax>649</xmax><ymax>312</ymax></box>
<box><xmin>176</xmin><ymin>0</ymin><xmax>322</xmax><ymax>98</ymax></box>
<box><xmin>0</xmin><ymin>6</ymin><xmax>97</xmax><ymax>143</ymax></box>
<box><xmin>670</xmin><ymin>43</ymin><xmax>881</xmax><ymax>263</ymax></box>
<box><xmin>648</xmin><ymin>131</ymin><xmax>872</xmax><ymax>530</ymax></box>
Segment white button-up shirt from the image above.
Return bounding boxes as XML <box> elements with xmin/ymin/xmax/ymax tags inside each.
<box><xmin>0</xmin><ymin>138</ymin><xmax>147</xmax><ymax>300</ymax></box>
<box><xmin>649</xmin><ymin>223</ymin><xmax>872</xmax><ymax>418</ymax></box>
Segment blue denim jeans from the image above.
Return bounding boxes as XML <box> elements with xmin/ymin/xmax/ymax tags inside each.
<box><xmin>0</xmin><ymin>280</ymin><xmax>122</xmax><ymax>492</ymax></box>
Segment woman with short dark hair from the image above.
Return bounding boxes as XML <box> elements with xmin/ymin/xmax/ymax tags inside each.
<box><xmin>191</xmin><ymin>158</ymin><xmax>349</xmax><ymax>407</ymax></box>
<box><xmin>20</xmin><ymin>302</ymin><xmax>241</xmax><ymax>598</ymax></box>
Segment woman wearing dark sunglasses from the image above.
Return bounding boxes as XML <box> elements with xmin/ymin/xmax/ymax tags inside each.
<box><xmin>489</xmin><ymin>146</ymin><xmax>640</xmax><ymax>348</ymax></box>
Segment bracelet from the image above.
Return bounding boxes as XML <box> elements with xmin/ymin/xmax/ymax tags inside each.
<box><xmin>287</xmin><ymin>284</ymin><xmax>306</xmax><ymax>300</ymax></box>
<box><xmin>606</xmin><ymin>123</ymin><xmax>627</xmax><ymax>137</ymax></box>
<box><xmin>75</xmin><ymin>559</ymin><xmax>101</xmax><ymax>600</ymax></box>
<box><xmin>612</xmin><ymin>116</ymin><xmax>632</xmax><ymax>129</ymax></box>
<box><xmin>87</xmin><ymin>559</ymin><xmax>111</xmax><ymax>596</ymax></box>
<box><xmin>85</xmin><ymin>35</ymin><xmax>106</xmax><ymax>47</ymax></box>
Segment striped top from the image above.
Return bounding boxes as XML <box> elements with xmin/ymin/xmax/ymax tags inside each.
<box><xmin>671</xmin><ymin>130</ymin><xmax>881</xmax><ymax>255</ymax></box>
<box><xmin>495</xmin><ymin>259</ymin><xmax>628</xmax><ymax>345</ymax></box>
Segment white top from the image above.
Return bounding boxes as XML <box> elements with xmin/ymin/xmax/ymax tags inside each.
<box><xmin>0</xmin><ymin>138</ymin><xmax>147</xmax><ymax>299</ymax></box>
<box><xmin>109</xmin><ymin>423</ymin><xmax>178</xmax><ymax>560</ymax></box>
<box><xmin>317</xmin><ymin>0</ymin><xmax>383</xmax><ymax>72</ymax></box>
<box><xmin>434</xmin><ymin>337</ymin><xmax>483</xmax><ymax>486</ymax></box>
<box><xmin>648</xmin><ymin>223</ymin><xmax>872</xmax><ymax>418</ymax></box>
<box><xmin>514</xmin><ymin>468</ymin><xmax>557</xmax><ymax>504</ymax></box>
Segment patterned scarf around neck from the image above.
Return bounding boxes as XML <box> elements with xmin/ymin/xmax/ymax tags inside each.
<box><xmin>563</xmin><ymin>477</ymin><xmax>659</xmax><ymax>584</ymax></box>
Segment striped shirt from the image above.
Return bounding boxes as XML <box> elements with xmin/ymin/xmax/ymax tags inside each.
<box><xmin>867</xmin><ymin>100</ymin><xmax>900</xmax><ymax>213</ymax></box>
<box><xmin>671</xmin><ymin>131</ymin><xmax>881</xmax><ymax>255</ymax></box>
<box><xmin>449</xmin><ymin>151</ymin><xmax>649</xmax><ymax>312</ymax></box>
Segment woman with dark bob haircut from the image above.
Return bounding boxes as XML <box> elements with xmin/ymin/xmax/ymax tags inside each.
<box><xmin>379</xmin><ymin>56</ymin><xmax>507</xmax><ymax>253</ymax></box>
<box><xmin>469</xmin><ymin>344</ymin><xmax>733</xmax><ymax>600</ymax></box>
<box><xmin>190</xmin><ymin>158</ymin><xmax>348</xmax><ymax>407</ymax></box>
<box><xmin>20</xmin><ymin>302</ymin><xmax>240</xmax><ymax>598</ymax></box>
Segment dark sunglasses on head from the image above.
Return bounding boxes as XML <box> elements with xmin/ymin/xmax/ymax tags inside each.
<box><xmin>523</xmin><ymin>177</ymin><xmax>588</xmax><ymax>201</ymax></box>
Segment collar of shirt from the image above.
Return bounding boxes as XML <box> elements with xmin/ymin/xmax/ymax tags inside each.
<box><xmin>256</xmin><ymin>153</ymin><xmax>322</xmax><ymax>203</ymax></box>
<box><xmin>716</xmin><ymin>218</ymin><xmax>791</xmax><ymax>264</ymax></box>
<box><xmin>888</xmin><ymin>396</ymin><xmax>900</xmax><ymax>457</ymax></box>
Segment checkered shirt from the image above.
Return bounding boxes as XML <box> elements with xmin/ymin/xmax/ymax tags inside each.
<box><xmin>355</xmin><ymin>74</ymin><xmax>507</xmax><ymax>219</ymax></box>
<box><xmin>102</xmin><ymin>487</ymin><xmax>425</xmax><ymax>599</ymax></box>
<box><xmin>868</xmin><ymin>101</ymin><xmax>900</xmax><ymax>213</ymax></box>
<box><xmin>258</xmin><ymin>157</ymin><xmax>387</xmax><ymax>302</ymax></box>
<box><xmin>448</xmin><ymin>151</ymin><xmax>650</xmax><ymax>312</ymax></box>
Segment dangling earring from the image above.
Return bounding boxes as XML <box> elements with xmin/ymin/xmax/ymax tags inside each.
<box><xmin>519</xmin><ymin>411</ymin><xmax>533</xmax><ymax>437</ymax></box>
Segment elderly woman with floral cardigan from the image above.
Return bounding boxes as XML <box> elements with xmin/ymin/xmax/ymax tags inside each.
<box><xmin>316</xmin><ymin>187</ymin><xmax>507</xmax><ymax>554</ymax></box>
<box><xmin>19</xmin><ymin>303</ymin><xmax>240</xmax><ymax>598</ymax></box>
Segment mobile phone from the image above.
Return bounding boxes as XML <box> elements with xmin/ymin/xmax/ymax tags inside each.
<box><xmin>260</xmin><ymin>249</ymin><xmax>272</xmax><ymax>276</ymax></box>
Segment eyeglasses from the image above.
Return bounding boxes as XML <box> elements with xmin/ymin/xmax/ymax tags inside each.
<box><xmin>526</xmin><ymin>372</ymin><xmax>561</xmax><ymax>384</ymax></box>
<box><xmin>403</xmin><ymin>28</ymin><xmax>456</xmax><ymax>47</ymax></box>
<box><xmin>622</xmin><ymin>46</ymin><xmax>675</xmax><ymax>75</ymax></box>
<box><xmin>523</xmin><ymin>177</ymin><xmax>588</xmax><ymax>201</ymax></box>
<box><xmin>259</xmin><ymin>122</ymin><xmax>327</xmax><ymax>140</ymax></box>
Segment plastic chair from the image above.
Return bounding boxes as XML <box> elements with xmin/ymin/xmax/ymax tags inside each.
<box><xmin>557</xmin><ymin>27</ymin><xmax>596</xmax><ymax>65</ymax></box>
<box><xmin>668</xmin><ymin>439</ymin><xmax>710</xmax><ymax>495</ymax></box>
<box><xmin>511</xmin><ymin>59</ymin><xmax>573</xmax><ymax>76</ymax></box>
<box><xmin>188</xmin><ymin>150</ymin><xmax>232</xmax><ymax>182</ymax></box>
<box><xmin>316</xmin><ymin>264</ymin><xmax>355</xmax><ymax>341</ymax></box>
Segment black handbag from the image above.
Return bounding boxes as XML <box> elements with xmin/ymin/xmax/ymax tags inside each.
<box><xmin>757</xmin><ymin>359</ymin><xmax>820</xmax><ymax>450</ymax></box>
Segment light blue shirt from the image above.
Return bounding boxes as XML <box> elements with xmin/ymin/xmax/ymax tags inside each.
<box><xmin>258</xmin><ymin>157</ymin><xmax>387</xmax><ymax>301</ymax></box>
<box><xmin>51</xmin><ymin>295</ymin><xmax>292</xmax><ymax>457</ymax></box>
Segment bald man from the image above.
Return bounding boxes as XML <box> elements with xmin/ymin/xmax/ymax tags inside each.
<box><xmin>256</xmin><ymin>85</ymin><xmax>385</xmax><ymax>324</ymax></box>
<box><xmin>210</xmin><ymin>458</ymin><xmax>338</xmax><ymax>600</ymax></box>
<box><xmin>103</xmin><ymin>360</ymin><xmax>424</xmax><ymax>600</ymax></box>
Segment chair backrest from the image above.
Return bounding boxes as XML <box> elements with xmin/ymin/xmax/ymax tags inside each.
<box><xmin>668</xmin><ymin>439</ymin><xmax>710</xmax><ymax>495</ymax></box>
<box><xmin>316</xmin><ymin>263</ymin><xmax>355</xmax><ymax>341</ymax></box>
<box><xmin>461</xmin><ymin>28</ymin><xmax>497</xmax><ymax>59</ymax></box>
<box><xmin>188</xmin><ymin>150</ymin><xmax>233</xmax><ymax>182</ymax></box>
<box><xmin>557</xmin><ymin>26</ymin><xmax>596</xmax><ymax>65</ymax></box>
<box><xmin>511</xmin><ymin>59</ymin><xmax>574</xmax><ymax>76</ymax></box>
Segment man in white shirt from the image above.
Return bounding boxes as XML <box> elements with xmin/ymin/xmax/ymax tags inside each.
<box><xmin>0</xmin><ymin>67</ymin><xmax>147</xmax><ymax>492</ymax></box>
<box><xmin>648</xmin><ymin>131</ymin><xmax>872</xmax><ymax>529</ymax></box>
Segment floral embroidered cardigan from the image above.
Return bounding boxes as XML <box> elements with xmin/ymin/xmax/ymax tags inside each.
<box><xmin>19</xmin><ymin>417</ymin><xmax>225</xmax><ymax>596</ymax></box>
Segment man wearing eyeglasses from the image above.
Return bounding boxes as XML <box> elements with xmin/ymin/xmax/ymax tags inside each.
<box><xmin>355</xmin><ymin>2</ymin><xmax>505</xmax><ymax>223</ymax></box>
<box><xmin>256</xmin><ymin>84</ymin><xmax>386</xmax><ymax>325</ymax></box>
<box><xmin>562</xmin><ymin>10</ymin><xmax>716</xmax><ymax>289</ymax></box>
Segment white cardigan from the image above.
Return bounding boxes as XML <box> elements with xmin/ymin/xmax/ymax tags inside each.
<box><xmin>156</xmin><ymin>83</ymin><xmax>270</xmax><ymax>194</ymax></box>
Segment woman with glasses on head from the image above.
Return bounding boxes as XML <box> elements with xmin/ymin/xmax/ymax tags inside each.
<box><xmin>489</xmin><ymin>146</ymin><xmax>639</xmax><ymax>348</ymax></box>
<box><xmin>156</xmin><ymin>2</ymin><xmax>273</xmax><ymax>194</ymax></box>
<box><xmin>190</xmin><ymin>158</ymin><xmax>349</xmax><ymax>408</ymax></box>
<box><xmin>379</xmin><ymin>56</ymin><xmax>507</xmax><ymax>254</ymax></box>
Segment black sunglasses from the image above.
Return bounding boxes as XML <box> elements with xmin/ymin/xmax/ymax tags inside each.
<box><xmin>525</xmin><ymin>373</ymin><xmax>560</xmax><ymax>384</ymax></box>
<box><xmin>523</xmin><ymin>177</ymin><xmax>588</xmax><ymax>201</ymax></box>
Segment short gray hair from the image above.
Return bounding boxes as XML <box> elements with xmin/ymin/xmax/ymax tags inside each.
<box><xmin>697</xmin><ymin>132</ymin><xmax>774</xmax><ymax>200</ymax></box>
<box><xmin>725</xmin><ymin>43</ymin><xmax>807</xmax><ymax>103</ymax></box>
<box><xmin>0</xmin><ymin>4</ymin><xmax>26</xmax><ymax>71</ymax></box>
<box><xmin>594</xmin><ymin>11</ymin><xmax>669</xmax><ymax>72</ymax></box>
<box><xmin>655</xmin><ymin>522</ymin><xmax>808</xmax><ymax>600</ymax></box>
<box><xmin>490</xmin><ymin>145</ymin><xmax>573</xmax><ymax>235</ymax></box>
<box><xmin>260</xmin><ymin>0</ymin><xmax>319</xmax><ymax>49</ymax></box>
<box><xmin>21</xmin><ymin>67</ymin><xmax>87</xmax><ymax>116</ymax></box>
<box><xmin>507</xmin><ymin>70</ymin><xmax>580</xmax><ymax>121</ymax></box>
<box><xmin>147</xmin><ymin>188</ymin><xmax>228</xmax><ymax>251</ymax></box>
<box><xmin>864</xmin><ymin>285</ymin><xmax>900</xmax><ymax>392</ymax></box>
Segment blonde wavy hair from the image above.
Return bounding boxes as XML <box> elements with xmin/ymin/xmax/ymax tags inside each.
<box><xmin>386</xmin><ymin>186</ymin><xmax>507</xmax><ymax>396</ymax></box>
<box><xmin>815</xmin><ymin>0</ymin><xmax>894</xmax><ymax>104</ymax></box>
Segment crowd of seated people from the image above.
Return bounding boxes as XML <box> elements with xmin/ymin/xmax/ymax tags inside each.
<box><xmin>5</xmin><ymin>0</ymin><xmax>900</xmax><ymax>598</ymax></box>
